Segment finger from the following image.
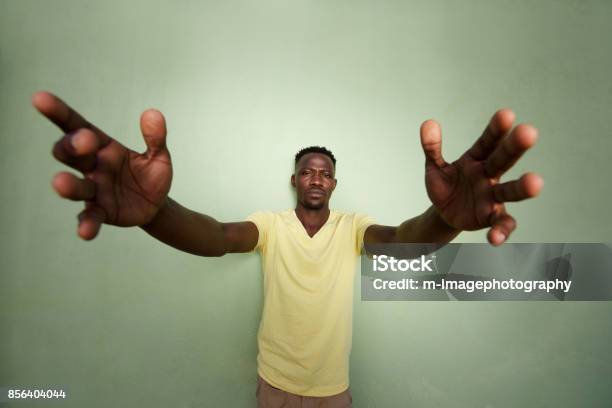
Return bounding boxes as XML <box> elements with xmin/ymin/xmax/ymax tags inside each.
<box><xmin>492</xmin><ymin>172</ymin><xmax>544</xmax><ymax>202</ymax></box>
<box><xmin>487</xmin><ymin>210</ymin><xmax>517</xmax><ymax>246</ymax></box>
<box><xmin>52</xmin><ymin>172</ymin><xmax>96</xmax><ymax>201</ymax></box>
<box><xmin>467</xmin><ymin>109</ymin><xmax>515</xmax><ymax>160</ymax></box>
<box><xmin>77</xmin><ymin>204</ymin><xmax>106</xmax><ymax>240</ymax></box>
<box><xmin>420</xmin><ymin>119</ymin><xmax>447</xmax><ymax>168</ymax></box>
<box><xmin>70</xmin><ymin>127</ymin><xmax>100</xmax><ymax>155</ymax></box>
<box><xmin>52</xmin><ymin>128</ymin><xmax>99</xmax><ymax>172</ymax></box>
<box><xmin>484</xmin><ymin>123</ymin><xmax>538</xmax><ymax>178</ymax></box>
<box><xmin>32</xmin><ymin>91</ymin><xmax>111</xmax><ymax>147</ymax></box>
<box><xmin>140</xmin><ymin>109</ymin><xmax>167</xmax><ymax>157</ymax></box>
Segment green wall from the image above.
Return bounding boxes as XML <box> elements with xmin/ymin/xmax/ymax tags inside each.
<box><xmin>1</xmin><ymin>1</ymin><xmax>611</xmax><ymax>406</ymax></box>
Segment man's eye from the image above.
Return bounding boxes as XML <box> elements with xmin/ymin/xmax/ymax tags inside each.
<box><xmin>324</xmin><ymin>174</ymin><xmax>332</xmax><ymax>178</ymax></box>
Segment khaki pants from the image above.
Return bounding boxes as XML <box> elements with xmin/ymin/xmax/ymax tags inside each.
<box><xmin>256</xmin><ymin>375</ymin><xmax>352</xmax><ymax>408</ymax></box>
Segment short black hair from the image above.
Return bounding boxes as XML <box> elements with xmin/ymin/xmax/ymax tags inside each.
<box><xmin>295</xmin><ymin>146</ymin><xmax>336</xmax><ymax>166</ymax></box>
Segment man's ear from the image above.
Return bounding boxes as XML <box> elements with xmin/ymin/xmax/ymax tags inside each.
<box><xmin>332</xmin><ymin>178</ymin><xmax>338</xmax><ymax>191</ymax></box>
<box><xmin>291</xmin><ymin>174</ymin><xmax>296</xmax><ymax>188</ymax></box>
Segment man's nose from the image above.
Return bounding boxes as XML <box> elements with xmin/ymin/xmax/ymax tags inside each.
<box><xmin>310</xmin><ymin>173</ymin><xmax>324</xmax><ymax>186</ymax></box>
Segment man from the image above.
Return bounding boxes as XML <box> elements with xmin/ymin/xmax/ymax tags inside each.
<box><xmin>32</xmin><ymin>91</ymin><xmax>542</xmax><ymax>407</ymax></box>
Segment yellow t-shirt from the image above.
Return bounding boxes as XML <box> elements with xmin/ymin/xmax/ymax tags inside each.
<box><xmin>246</xmin><ymin>209</ymin><xmax>375</xmax><ymax>397</ymax></box>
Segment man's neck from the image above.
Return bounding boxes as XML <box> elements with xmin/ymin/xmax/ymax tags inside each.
<box><xmin>294</xmin><ymin>206</ymin><xmax>330</xmax><ymax>237</ymax></box>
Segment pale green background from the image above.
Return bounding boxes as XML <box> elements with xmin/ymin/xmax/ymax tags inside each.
<box><xmin>1</xmin><ymin>0</ymin><xmax>611</xmax><ymax>407</ymax></box>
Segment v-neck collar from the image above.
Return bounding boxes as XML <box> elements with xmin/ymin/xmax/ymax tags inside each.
<box><xmin>292</xmin><ymin>209</ymin><xmax>335</xmax><ymax>239</ymax></box>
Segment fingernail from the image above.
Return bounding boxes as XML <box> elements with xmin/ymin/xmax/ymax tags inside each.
<box><xmin>492</xmin><ymin>230</ymin><xmax>505</xmax><ymax>245</ymax></box>
<box><xmin>496</xmin><ymin>231</ymin><xmax>506</xmax><ymax>244</ymax></box>
<box><xmin>71</xmin><ymin>131</ymin><xmax>84</xmax><ymax>151</ymax></box>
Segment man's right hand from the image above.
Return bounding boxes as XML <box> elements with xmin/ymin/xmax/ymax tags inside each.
<box><xmin>33</xmin><ymin>91</ymin><xmax>173</xmax><ymax>240</ymax></box>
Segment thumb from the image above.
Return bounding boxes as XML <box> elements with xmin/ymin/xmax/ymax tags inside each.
<box><xmin>140</xmin><ymin>109</ymin><xmax>167</xmax><ymax>156</ymax></box>
<box><xmin>420</xmin><ymin>119</ymin><xmax>446</xmax><ymax>168</ymax></box>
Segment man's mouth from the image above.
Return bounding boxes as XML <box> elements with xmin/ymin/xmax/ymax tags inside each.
<box><xmin>306</xmin><ymin>189</ymin><xmax>325</xmax><ymax>197</ymax></box>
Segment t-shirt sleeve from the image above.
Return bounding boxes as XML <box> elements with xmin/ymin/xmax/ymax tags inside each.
<box><xmin>354</xmin><ymin>213</ymin><xmax>376</xmax><ymax>254</ymax></box>
<box><xmin>246</xmin><ymin>211</ymin><xmax>273</xmax><ymax>252</ymax></box>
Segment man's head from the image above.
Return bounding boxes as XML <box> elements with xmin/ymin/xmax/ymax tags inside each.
<box><xmin>292</xmin><ymin>146</ymin><xmax>337</xmax><ymax>210</ymax></box>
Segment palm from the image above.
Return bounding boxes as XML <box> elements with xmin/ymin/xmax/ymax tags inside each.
<box><xmin>419</xmin><ymin>110</ymin><xmax>542</xmax><ymax>245</ymax></box>
<box><xmin>33</xmin><ymin>91</ymin><xmax>173</xmax><ymax>239</ymax></box>
<box><xmin>90</xmin><ymin>141</ymin><xmax>172</xmax><ymax>226</ymax></box>
<box><xmin>426</xmin><ymin>154</ymin><xmax>499</xmax><ymax>231</ymax></box>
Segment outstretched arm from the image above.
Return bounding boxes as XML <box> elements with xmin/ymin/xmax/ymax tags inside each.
<box><xmin>365</xmin><ymin>109</ymin><xmax>543</xmax><ymax>246</ymax></box>
<box><xmin>34</xmin><ymin>91</ymin><xmax>257</xmax><ymax>256</ymax></box>
<box><xmin>365</xmin><ymin>205</ymin><xmax>460</xmax><ymax>245</ymax></box>
<box><xmin>142</xmin><ymin>198</ymin><xmax>257</xmax><ymax>256</ymax></box>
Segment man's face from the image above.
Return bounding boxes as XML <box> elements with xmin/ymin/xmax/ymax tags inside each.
<box><xmin>291</xmin><ymin>153</ymin><xmax>337</xmax><ymax>210</ymax></box>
